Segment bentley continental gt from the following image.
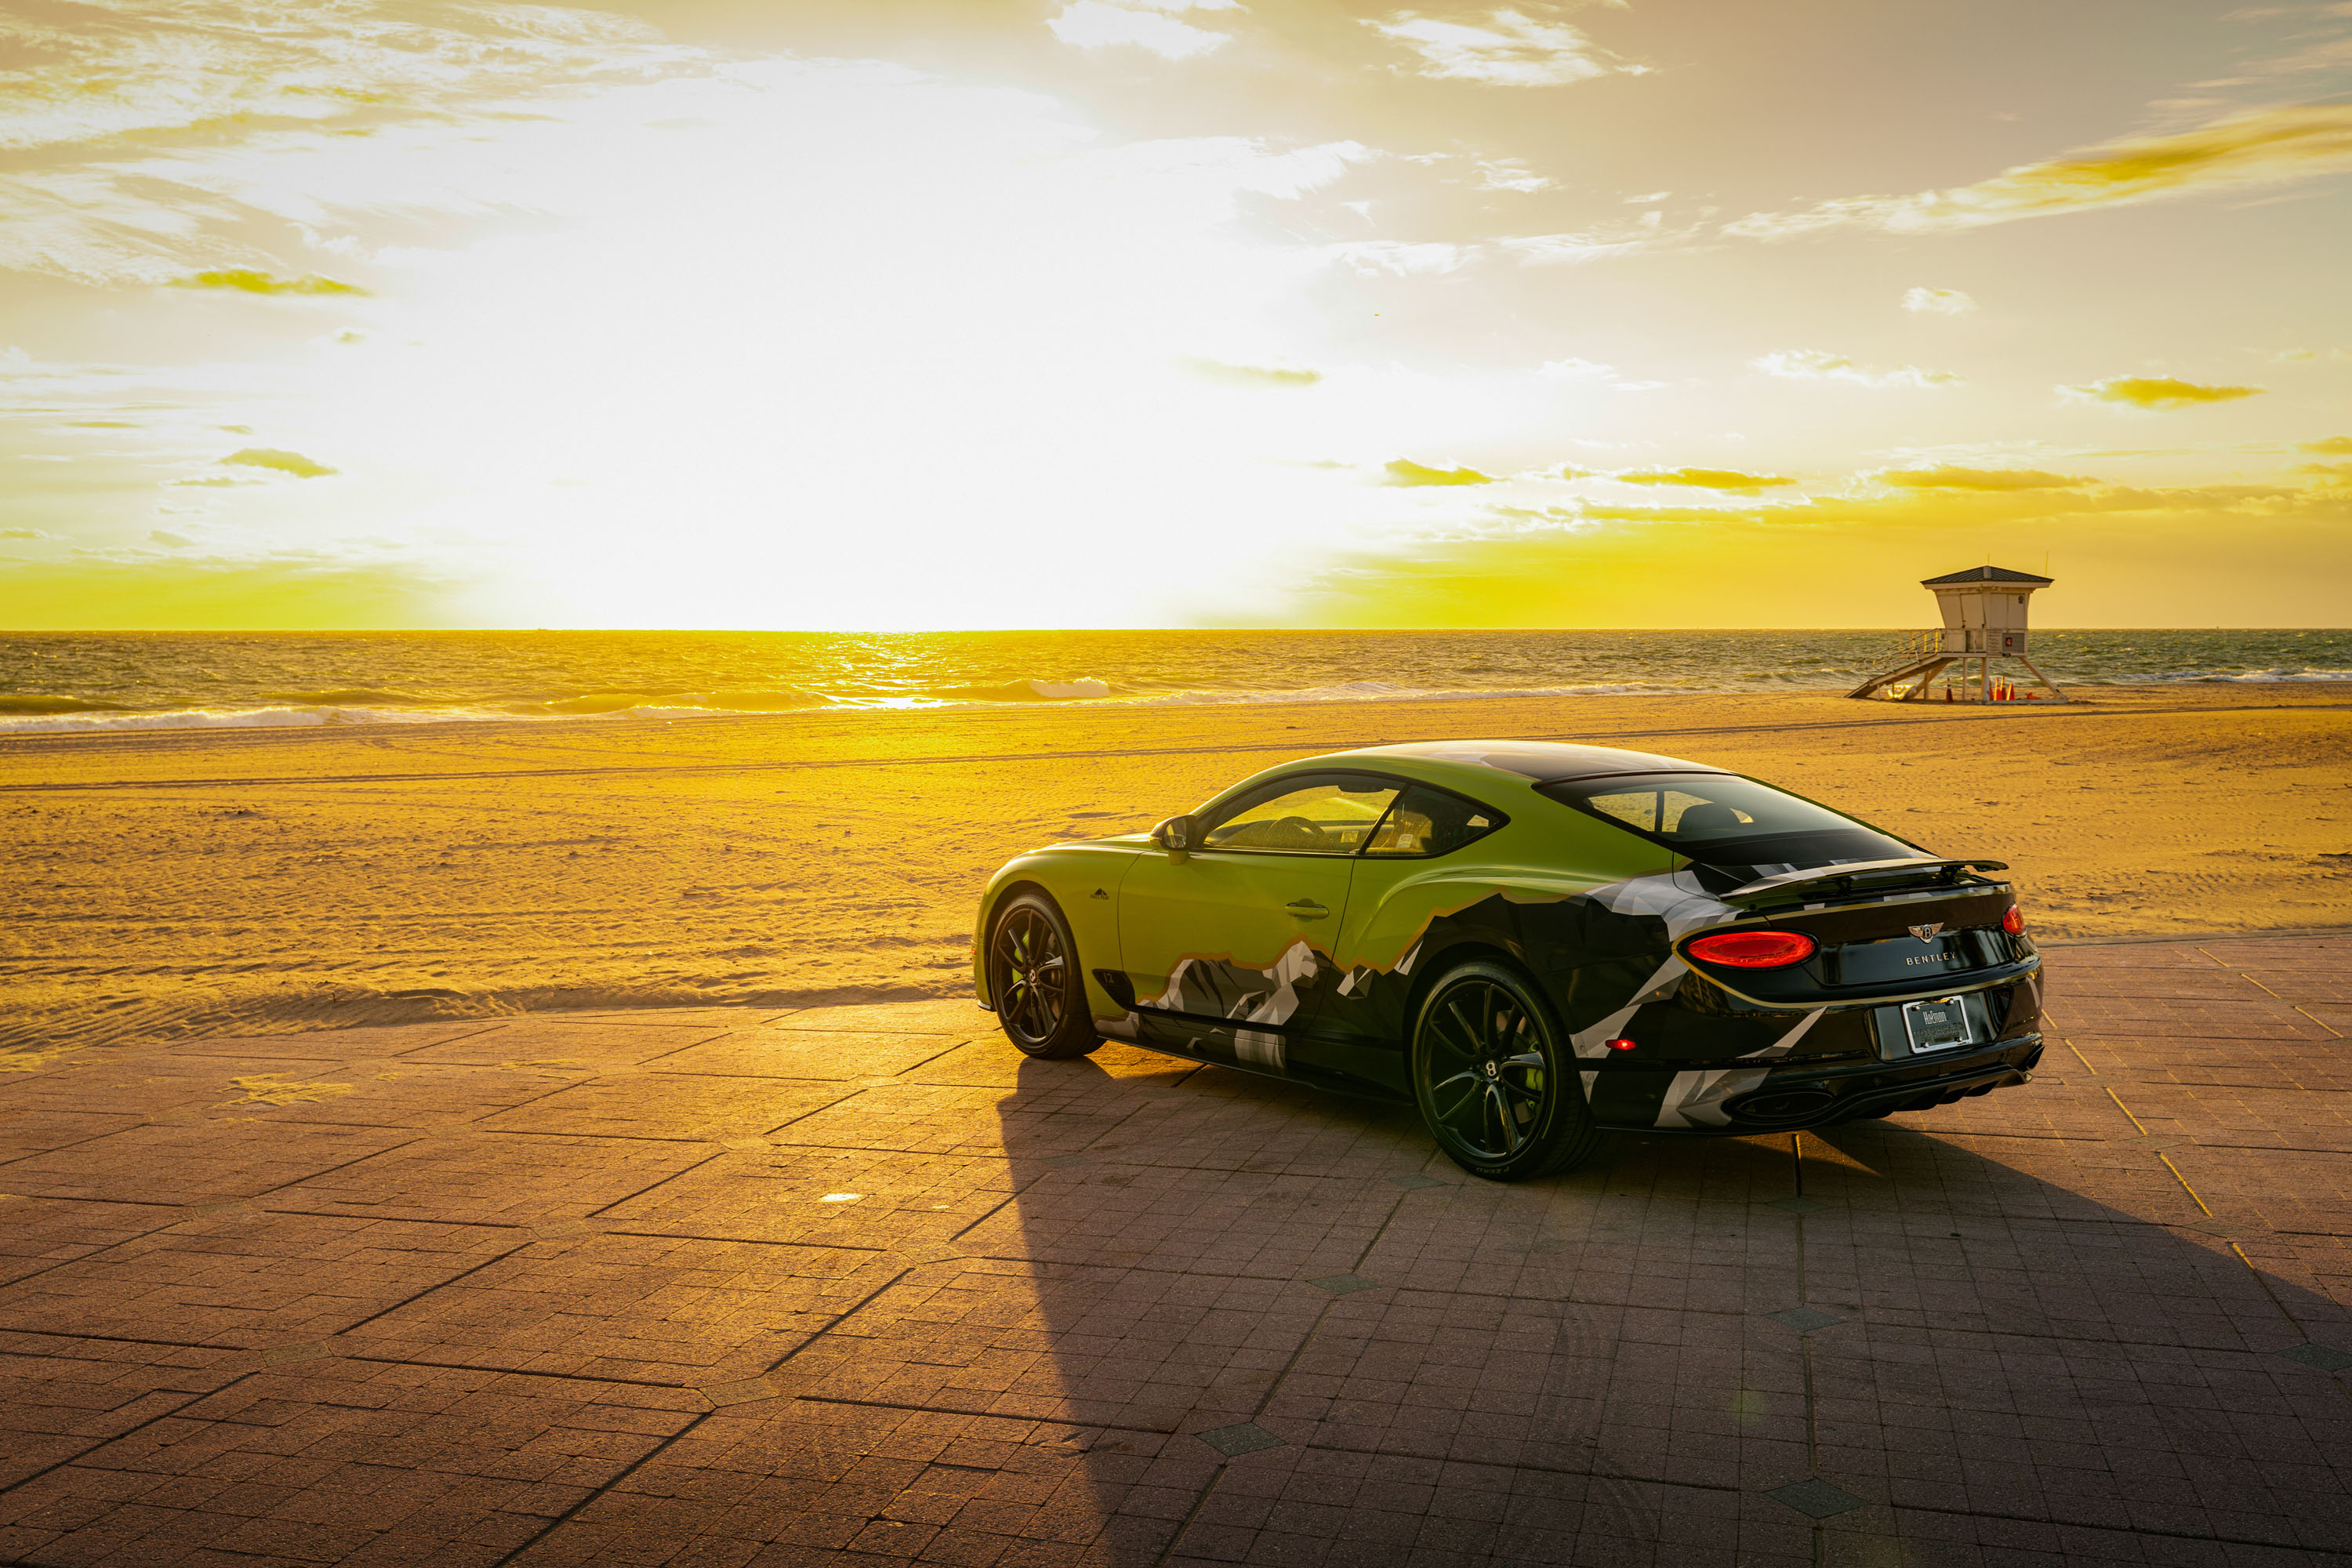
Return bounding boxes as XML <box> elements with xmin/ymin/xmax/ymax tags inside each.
<box><xmin>972</xmin><ymin>741</ymin><xmax>2042</xmax><ymax>1180</ymax></box>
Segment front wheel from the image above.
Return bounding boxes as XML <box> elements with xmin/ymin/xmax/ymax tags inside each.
<box><xmin>1410</xmin><ymin>960</ymin><xmax>1598</xmax><ymax>1181</ymax></box>
<box><xmin>987</xmin><ymin>892</ymin><xmax>1102</xmax><ymax>1059</ymax></box>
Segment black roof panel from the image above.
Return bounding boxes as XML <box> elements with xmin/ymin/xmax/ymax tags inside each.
<box><xmin>1920</xmin><ymin>564</ymin><xmax>2054</xmax><ymax>586</ymax></box>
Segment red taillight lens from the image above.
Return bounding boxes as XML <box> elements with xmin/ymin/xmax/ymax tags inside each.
<box><xmin>2002</xmin><ymin>904</ymin><xmax>2024</xmax><ymax>935</ymax></box>
<box><xmin>1603</xmin><ymin>1036</ymin><xmax>1639</xmax><ymax>1052</ymax></box>
<box><xmin>1686</xmin><ymin>930</ymin><xmax>1818</xmax><ymax>969</ymax></box>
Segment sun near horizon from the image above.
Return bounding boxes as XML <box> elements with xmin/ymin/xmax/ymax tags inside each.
<box><xmin>3</xmin><ymin>0</ymin><xmax>2350</xmax><ymax>633</ymax></box>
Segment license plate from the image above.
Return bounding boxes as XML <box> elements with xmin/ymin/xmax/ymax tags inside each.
<box><xmin>1902</xmin><ymin>996</ymin><xmax>1973</xmax><ymax>1054</ymax></box>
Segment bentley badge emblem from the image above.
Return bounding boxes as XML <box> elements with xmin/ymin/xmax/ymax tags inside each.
<box><xmin>1909</xmin><ymin>922</ymin><xmax>1944</xmax><ymax>942</ymax></box>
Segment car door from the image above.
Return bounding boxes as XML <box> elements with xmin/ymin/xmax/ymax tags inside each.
<box><xmin>1120</xmin><ymin>771</ymin><xmax>1401</xmax><ymax>1074</ymax></box>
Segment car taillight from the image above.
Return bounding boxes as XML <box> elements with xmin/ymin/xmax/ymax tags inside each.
<box><xmin>1686</xmin><ymin>930</ymin><xmax>1817</xmax><ymax>969</ymax></box>
<box><xmin>2002</xmin><ymin>903</ymin><xmax>2024</xmax><ymax>935</ymax></box>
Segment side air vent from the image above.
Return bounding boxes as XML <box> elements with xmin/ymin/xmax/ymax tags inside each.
<box><xmin>1092</xmin><ymin>968</ymin><xmax>1136</xmax><ymax>1009</ymax></box>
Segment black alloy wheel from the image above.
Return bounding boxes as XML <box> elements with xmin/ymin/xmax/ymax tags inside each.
<box><xmin>1410</xmin><ymin>960</ymin><xmax>1598</xmax><ymax>1181</ymax></box>
<box><xmin>988</xmin><ymin>892</ymin><xmax>1101</xmax><ymax>1059</ymax></box>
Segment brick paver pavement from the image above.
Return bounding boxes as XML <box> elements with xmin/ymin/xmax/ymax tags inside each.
<box><xmin>2</xmin><ymin>938</ymin><xmax>2350</xmax><ymax>1566</ymax></box>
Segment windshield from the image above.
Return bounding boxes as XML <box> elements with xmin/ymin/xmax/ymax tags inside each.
<box><xmin>1537</xmin><ymin>771</ymin><xmax>1922</xmax><ymax>869</ymax></box>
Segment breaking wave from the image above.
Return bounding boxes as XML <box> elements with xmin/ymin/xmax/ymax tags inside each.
<box><xmin>924</xmin><ymin>677</ymin><xmax>1114</xmax><ymax>702</ymax></box>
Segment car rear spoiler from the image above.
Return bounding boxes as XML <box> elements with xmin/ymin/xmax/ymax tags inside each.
<box><xmin>1720</xmin><ymin>857</ymin><xmax>2009</xmax><ymax>903</ymax></box>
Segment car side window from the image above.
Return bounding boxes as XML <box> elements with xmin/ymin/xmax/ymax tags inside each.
<box><xmin>1363</xmin><ymin>785</ymin><xmax>1505</xmax><ymax>858</ymax></box>
<box><xmin>1201</xmin><ymin>775</ymin><xmax>1402</xmax><ymax>855</ymax></box>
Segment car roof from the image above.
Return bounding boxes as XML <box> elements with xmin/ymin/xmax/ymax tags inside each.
<box><xmin>1303</xmin><ymin>739</ymin><xmax>1719</xmax><ymax>788</ymax></box>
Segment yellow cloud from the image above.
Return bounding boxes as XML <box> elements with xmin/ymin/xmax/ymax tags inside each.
<box><xmin>172</xmin><ymin>270</ymin><xmax>366</xmax><ymax>296</ymax></box>
<box><xmin>1878</xmin><ymin>466</ymin><xmax>2088</xmax><ymax>490</ymax></box>
<box><xmin>1901</xmin><ymin>286</ymin><xmax>1976</xmax><ymax>314</ymax></box>
<box><xmin>2298</xmin><ymin>462</ymin><xmax>2352</xmax><ymax>482</ymax></box>
<box><xmin>1617</xmin><ymin>467</ymin><xmax>1793</xmax><ymax>491</ymax></box>
<box><xmin>1178</xmin><ymin>357</ymin><xmax>1323</xmax><ymax>388</ymax></box>
<box><xmin>2302</xmin><ymin>436</ymin><xmax>2352</xmax><ymax>454</ymax></box>
<box><xmin>221</xmin><ymin>447</ymin><xmax>338</xmax><ymax>477</ymax></box>
<box><xmin>1384</xmin><ymin>458</ymin><xmax>1494</xmax><ymax>486</ymax></box>
<box><xmin>1728</xmin><ymin>102</ymin><xmax>2352</xmax><ymax>237</ymax></box>
<box><xmin>2063</xmin><ymin>376</ymin><xmax>2263</xmax><ymax>408</ymax></box>
<box><xmin>0</xmin><ymin>528</ymin><xmax>42</xmax><ymax>539</ymax></box>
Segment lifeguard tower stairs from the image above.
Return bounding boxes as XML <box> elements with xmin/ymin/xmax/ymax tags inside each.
<box><xmin>1849</xmin><ymin>564</ymin><xmax>2067</xmax><ymax>702</ymax></box>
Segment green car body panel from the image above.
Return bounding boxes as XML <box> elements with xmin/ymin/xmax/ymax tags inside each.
<box><xmin>972</xmin><ymin>739</ymin><xmax>2044</xmax><ymax>1135</ymax></box>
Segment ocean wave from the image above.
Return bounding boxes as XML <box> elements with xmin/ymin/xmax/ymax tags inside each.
<box><xmin>2095</xmin><ymin>667</ymin><xmax>2352</xmax><ymax>684</ymax></box>
<box><xmin>0</xmin><ymin>705</ymin><xmax>521</xmax><ymax>735</ymax></box>
<box><xmin>263</xmin><ymin>688</ymin><xmax>440</xmax><ymax>706</ymax></box>
<box><xmin>0</xmin><ymin>694</ymin><xmax>132</xmax><ymax>715</ymax></box>
<box><xmin>924</xmin><ymin>677</ymin><xmax>1114</xmax><ymax>702</ymax></box>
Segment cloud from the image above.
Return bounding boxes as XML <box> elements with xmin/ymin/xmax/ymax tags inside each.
<box><xmin>149</xmin><ymin>529</ymin><xmax>194</xmax><ymax>547</ymax></box>
<box><xmin>1328</xmin><ymin>240</ymin><xmax>1472</xmax><ymax>276</ymax></box>
<box><xmin>1726</xmin><ymin>103</ymin><xmax>2352</xmax><ymax>238</ymax></box>
<box><xmin>1902</xmin><ymin>286</ymin><xmax>1976</xmax><ymax>315</ymax></box>
<box><xmin>1366</xmin><ymin>9</ymin><xmax>1638</xmax><ymax>87</ymax></box>
<box><xmin>0</xmin><ymin>528</ymin><xmax>44</xmax><ymax>539</ymax></box>
<box><xmin>1385</xmin><ymin>458</ymin><xmax>1496</xmax><ymax>486</ymax></box>
<box><xmin>2062</xmin><ymin>376</ymin><xmax>2263</xmax><ymax>408</ymax></box>
<box><xmin>1877</xmin><ymin>466</ymin><xmax>2088</xmax><ymax>490</ymax></box>
<box><xmin>2301</xmin><ymin>436</ymin><xmax>2352</xmax><ymax>454</ymax></box>
<box><xmin>1476</xmin><ymin>158</ymin><xmax>1554</xmax><ymax>193</ymax></box>
<box><xmin>1540</xmin><ymin>358</ymin><xmax>1616</xmax><ymax>379</ymax></box>
<box><xmin>1754</xmin><ymin>350</ymin><xmax>1962</xmax><ymax>388</ymax></box>
<box><xmin>172</xmin><ymin>270</ymin><xmax>365</xmax><ymax>296</ymax></box>
<box><xmin>1178</xmin><ymin>357</ymin><xmax>1323</xmax><ymax>387</ymax></box>
<box><xmin>1616</xmin><ymin>467</ymin><xmax>1794</xmax><ymax>491</ymax></box>
<box><xmin>1496</xmin><ymin>222</ymin><xmax>1686</xmax><ymax>265</ymax></box>
<box><xmin>220</xmin><ymin>447</ymin><xmax>337</xmax><ymax>477</ymax></box>
<box><xmin>2298</xmin><ymin>462</ymin><xmax>2352</xmax><ymax>482</ymax></box>
<box><xmin>1049</xmin><ymin>2</ymin><xmax>1235</xmax><ymax>60</ymax></box>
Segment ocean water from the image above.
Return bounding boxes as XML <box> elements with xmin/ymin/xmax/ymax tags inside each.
<box><xmin>2</xmin><ymin>629</ymin><xmax>2347</xmax><ymax>735</ymax></box>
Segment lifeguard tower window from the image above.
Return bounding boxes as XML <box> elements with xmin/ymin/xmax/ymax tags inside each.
<box><xmin>1539</xmin><ymin>771</ymin><xmax>1921</xmax><ymax>868</ymax></box>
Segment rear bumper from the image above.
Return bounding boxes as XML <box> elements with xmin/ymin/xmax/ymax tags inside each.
<box><xmin>1594</xmin><ymin>1032</ymin><xmax>2044</xmax><ymax>1134</ymax></box>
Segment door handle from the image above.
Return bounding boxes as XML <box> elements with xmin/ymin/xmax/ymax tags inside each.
<box><xmin>1285</xmin><ymin>899</ymin><xmax>1330</xmax><ymax>919</ymax></box>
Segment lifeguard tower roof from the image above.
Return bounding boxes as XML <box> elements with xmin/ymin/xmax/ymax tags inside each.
<box><xmin>1921</xmin><ymin>564</ymin><xmax>2053</xmax><ymax>587</ymax></box>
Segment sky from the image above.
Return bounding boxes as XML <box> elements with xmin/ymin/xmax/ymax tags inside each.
<box><xmin>2</xmin><ymin>0</ymin><xmax>2349</xmax><ymax>630</ymax></box>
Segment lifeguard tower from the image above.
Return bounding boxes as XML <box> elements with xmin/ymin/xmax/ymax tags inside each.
<box><xmin>1848</xmin><ymin>564</ymin><xmax>2067</xmax><ymax>702</ymax></box>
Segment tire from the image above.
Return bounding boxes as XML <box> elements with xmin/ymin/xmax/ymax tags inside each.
<box><xmin>987</xmin><ymin>891</ymin><xmax>1102</xmax><ymax>1059</ymax></box>
<box><xmin>1410</xmin><ymin>960</ymin><xmax>1599</xmax><ymax>1181</ymax></box>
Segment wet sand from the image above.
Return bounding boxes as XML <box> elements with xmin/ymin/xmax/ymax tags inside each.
<box><xmin>4</xmin><ymin>684</ymin><xmax>2348</xmax><ymax>1055</ymax></box>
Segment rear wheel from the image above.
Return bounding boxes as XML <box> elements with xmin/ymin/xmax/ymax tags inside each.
<box><xmin>1410</xmin><ymin>960</ymin><xmax>1598</xmax><ymax>1181</ymax></box>
<box><xmin>988</xmin><ymin>891</ymin><xmax>1101</xmax><ymax>1059</ymax></box>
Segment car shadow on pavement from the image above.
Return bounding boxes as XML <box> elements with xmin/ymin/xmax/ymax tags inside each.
<box><xmin>979</xmin><ymin>1050</ymin><xmax>2352</xmax><ymax>1566</ymax></box>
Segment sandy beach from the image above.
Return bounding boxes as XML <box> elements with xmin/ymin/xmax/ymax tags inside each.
<box><xmin>4</xmin><ymin>685</ymin><xmax>2348</xmax><ymax>1058</ymax></box>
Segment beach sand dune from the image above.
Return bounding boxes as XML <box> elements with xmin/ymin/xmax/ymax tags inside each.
<box><xmin>4</xmin><ymin>686</ymin><xmax>2347</xmax><ymax>1057</ymax></box>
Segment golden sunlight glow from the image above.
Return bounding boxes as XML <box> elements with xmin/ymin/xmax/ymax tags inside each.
<box><xmin>2</xmin><ymin>1</ymin><xmax>2349</xmax><ymax>628</ymax></box>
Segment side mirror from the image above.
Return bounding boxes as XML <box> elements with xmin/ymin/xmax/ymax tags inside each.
<box><xmin>1150</xmin><ymin>815</ymin><xmax>1195</xmax><ymax>853</ymax></box>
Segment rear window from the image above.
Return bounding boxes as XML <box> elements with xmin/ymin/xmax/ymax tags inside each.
<box><xmin>1537</xmin><ymin>771</ymin><xmax>1920</xmax><ymax>869</ymax></box>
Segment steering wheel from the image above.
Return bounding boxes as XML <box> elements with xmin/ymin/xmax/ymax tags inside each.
<box><xmin>1271</xmin><ymin>815</ymin><xmax>1333</xmax><ymax>849</ymax></box>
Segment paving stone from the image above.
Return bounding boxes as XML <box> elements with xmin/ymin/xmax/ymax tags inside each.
<box><xmin>6</xmin><ymin>962</ymin><xmax>2352</xmax><ymax>1566</ymax></box>
<box><xmin>1196</xmin><ymin>1422</ymin><xmax>1286</xmax><ymax>1457</ymax></box>
<box><xmin>1765</xmin><ymin>1306</ymin><xmax>1845</xmax><ymax>1332</ymax></box>
<box><xmin>1766</xmin><ymin>1195</ymin><xmax>1826</xmax><ymax>1214</ymax></box>
<box><xmin>1766</xmin><ymin>1478</ymin><xmax>1867</xmax><ymax>1519</ymax></box>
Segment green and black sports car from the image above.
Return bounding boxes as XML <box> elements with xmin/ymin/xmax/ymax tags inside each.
<box><xmin>972</xmin><ymin>740</ymin><xmax>2043</xmax><ymax>1181</ymax></box>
